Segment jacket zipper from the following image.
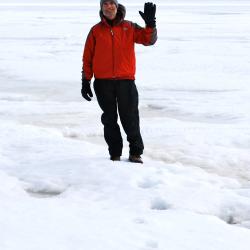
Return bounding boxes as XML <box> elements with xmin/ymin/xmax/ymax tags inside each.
<box><xmin>110</xmin><ymin>28</ymin><xmax>115</xmax><ymax>78</ymax></box>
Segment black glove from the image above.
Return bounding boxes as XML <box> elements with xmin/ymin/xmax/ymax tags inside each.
<box><xmin>139</xmin><ymin>2</ymin><xmax>156</xmax><ymax>28</ymax></box>
<box><xmin>81</xmin><ymin>78</ymin><xmax>93</xmax><ymax>101</ymax></box>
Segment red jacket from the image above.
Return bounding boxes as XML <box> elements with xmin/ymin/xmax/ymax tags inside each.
<box><xmin>82</xmin><ymin>4</ymin><xmax>157</xmax><ymax>80</ymax></box>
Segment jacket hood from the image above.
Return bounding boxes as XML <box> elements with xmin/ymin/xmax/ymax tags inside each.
<box><xmin>99</xmin><ymin>4</ymin><xmax>126</xmax><ymax>25</ymax></box>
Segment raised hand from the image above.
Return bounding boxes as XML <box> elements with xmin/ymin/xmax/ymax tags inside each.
<box><xmin>139</xmin><ymin>2</ymin><xmax>156</xmax><ymax>28</ymax></box>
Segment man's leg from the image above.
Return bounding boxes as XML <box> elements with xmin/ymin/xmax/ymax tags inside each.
<box><xmin>116</xmin><ymin>80</ymin><xmax>144</xmax><ymax>156</ymax></box>
<box><xmin>94</xmin><ymin>79</ymin><xmax>123</xmax><ymax>157</ymax></box>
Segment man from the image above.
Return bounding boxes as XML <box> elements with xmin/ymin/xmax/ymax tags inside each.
<box><xmin>81</xmin><ymin>0</ymin><xmax>157</xmax><ymax>163</ymax></box>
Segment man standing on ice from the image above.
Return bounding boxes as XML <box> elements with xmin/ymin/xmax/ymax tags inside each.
<box><xmin>81</xmin><ymin>0</ymin><xmax>157</xmax><ymax>163</ymax></box>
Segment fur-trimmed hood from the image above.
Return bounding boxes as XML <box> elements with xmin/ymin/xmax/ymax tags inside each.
<box><xmin>99</xmin><ymin>4</ymin><xmax>126</xmax><ymax>25</ymax></box>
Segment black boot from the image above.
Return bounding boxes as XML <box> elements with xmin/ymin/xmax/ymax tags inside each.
<box><xmin>110</xmin><ymin>156</ymin><xmax>121</xmax><ymax>161</ymax></box>
<box><xmin>129</xmin><ymin>155</ymin><xmax>143</xmax><ymax>164</ymax></box>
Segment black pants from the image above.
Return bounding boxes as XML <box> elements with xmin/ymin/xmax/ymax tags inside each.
<box><xmin>94</xmin><ymin>79</ymin><xmax>144</xmax><ymax>157</ymax></box>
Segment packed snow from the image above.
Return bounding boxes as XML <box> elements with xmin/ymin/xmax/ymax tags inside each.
<box><xmin>1</xmin><ymin>0</ymin><xmax>250</xmax><ymax>249</ymax></box>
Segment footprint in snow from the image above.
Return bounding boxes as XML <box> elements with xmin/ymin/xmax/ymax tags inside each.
<box><xmin>25</xmin><ymin>188</ymin><xmax>65</xmax><ymax>198</ymax></box>
<box><xmin>145</xmin><ymin>240</ymin><xmax>159</xmax><ymax>249</ymax></box>
<box><xmin>137</xmin><ymin>177</ymin><xmax>162</xmax><ymax>189</ymax></box>
<box><xmin>133</xmin><ymin>217</ymin><xmax>146</xmax><ymax>224</ymax></box>
<box><xmin>151</xmin><ymin>197</ymin><xmax>171</xmax><ymax>210</ymax></box>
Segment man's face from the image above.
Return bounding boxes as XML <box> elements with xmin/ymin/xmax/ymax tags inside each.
<box><xmin>102</xmin><ymin>1</ymin><xmax>117</xmax><ymax>20</ymax></box>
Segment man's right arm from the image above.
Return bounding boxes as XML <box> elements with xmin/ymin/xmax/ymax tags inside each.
<box><xmin>82</xmin><ymin>29</ymin><xmax>95</xmax><ymax>81</ymax></box>
<box><xmin>81</xmin><ymin>29</ymin><xmax>95</xmax><ymax>101</ymax></box>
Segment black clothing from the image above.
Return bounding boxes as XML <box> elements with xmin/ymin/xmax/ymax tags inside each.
<box><xmin>94</xmin><ymin>79</ymin><xmax>144</xmax><ymax>157</ymax></box>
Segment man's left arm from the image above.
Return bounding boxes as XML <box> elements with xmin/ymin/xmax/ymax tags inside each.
<box><xmin>133</xmin><ymin>2</ymin><xmax>157</xmax><ymax>46</ymax></box>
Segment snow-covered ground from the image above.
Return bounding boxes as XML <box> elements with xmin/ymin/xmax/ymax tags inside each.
<box><xmin>1</xmin><ymin>1</ymin><xmax>250</xmax><ymax>249</ymax></box>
